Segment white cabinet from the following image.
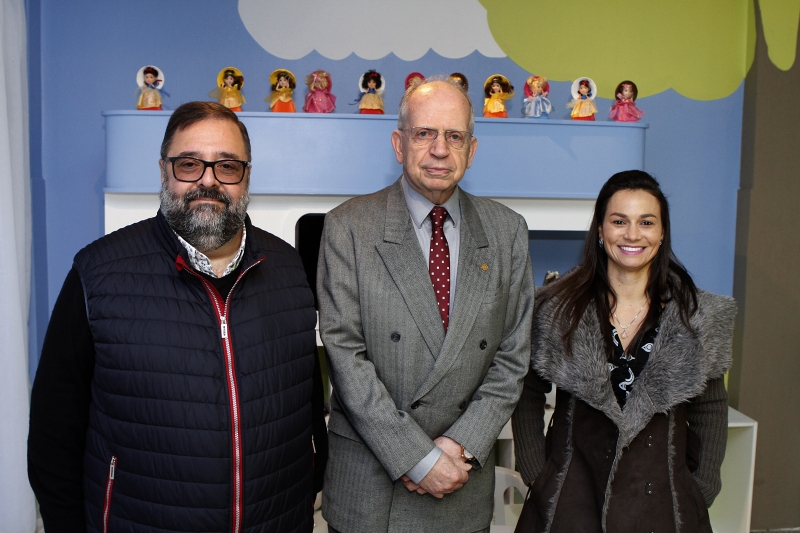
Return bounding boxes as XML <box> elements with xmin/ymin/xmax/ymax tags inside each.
<box><xmin>709</xmin><ymin>408</ymin><xmax>758</xmax><ymax>533</ymax></box>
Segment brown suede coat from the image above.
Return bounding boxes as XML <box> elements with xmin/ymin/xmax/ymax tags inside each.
<box><xmin>513</xmin><ymin>290</ymin><xmax>736</xmax><ymax>533</ymax></box>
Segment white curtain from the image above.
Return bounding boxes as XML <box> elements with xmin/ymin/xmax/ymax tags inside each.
<box><xmin>0</xmin><ymin>0</ymin><xmax>35</xmax><ymax>530</ymax></box>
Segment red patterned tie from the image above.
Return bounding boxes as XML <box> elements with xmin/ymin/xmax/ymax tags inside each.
<box><xmin>429</xmin><ymin>206</ymin><xmax>451</xmax><ymax>332</ymax></box>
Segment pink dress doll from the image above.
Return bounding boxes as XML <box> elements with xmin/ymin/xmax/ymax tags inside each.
<box><xmin>609</xmin><ymin>80</ymin><xmax>645</xmax><ymax>122</ymax></box>
<box><xmin>303</xmin><ymin>70</ymin><xmax>336</xmax><ymax>113</ymax></box>
<box><xmin>567</xmin><ymin>77</ymin><xmax>598</xmax><ymax>121</ymax></box>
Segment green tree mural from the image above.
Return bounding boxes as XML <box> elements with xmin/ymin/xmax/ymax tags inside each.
<box><xmin>481</xmin><ymin>0</ymin><xmax>800</xmax><ymax>100</ymax></box>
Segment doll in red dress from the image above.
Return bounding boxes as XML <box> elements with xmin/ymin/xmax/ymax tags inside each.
<box><xmin>609</xmin><ymin>80</ymin><xmax>644</xmax><ymax>122</ymax></box>
<box><xmin>405</xmin><ymin>72</ymin><xmax>425</xmax><ymax>91</ymax></box>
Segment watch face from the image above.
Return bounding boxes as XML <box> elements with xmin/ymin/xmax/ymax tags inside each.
<box><xmin>461</xmin><ymin>446</ymin><xmax>475</xmax><ymax>460</ymax></box>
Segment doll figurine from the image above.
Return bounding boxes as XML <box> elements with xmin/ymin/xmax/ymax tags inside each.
<box><xmin>266</xmin><ymin>69</ymin><xmax>297</xmax><ymax>113</ymax></box>
<box><xmin>483</xmin><ymin>74</ymin><xmax>515</xmax><ymax>118</ymax></box>
<box><xmin>357</xmin><ymin>70</ymin><xmax>385</xmax><ymax>114</ymax></box>
<box><xmin>303</xmin><ymin>70</ymin><xmax>336</xmax><ymax>113</ymax></box>
<box><xmin>609</xmin><ymin>80</ymin><xmax>644</xmax><ymax>122</ymax></box>
<box><xmin>522</xmin><ymin>75</ymin><xmax>552</xmax><ymax>118</ymax></box>
<box><xmin>136</xmin><ymin>65</ymin><xmax>167</xmax><ymax>110</ymax></box>
<box><xmin>405</xmin><ymin>72</ymin><xmax>425</xmax><ymax>91</ymax></box>
<box><xmin>448</xmin><ymin>72</ymin><xmax>469</xmax><ymax>91</ymax></box>
<box><xmin>567</xmin><ymin>77</ymin><xmax>598</xmax><ymax>121</ymax></box>
<box><xmin>209</xmin><ymin>67</ymin><xmax>246</xmax><ymax>111</ymax></box>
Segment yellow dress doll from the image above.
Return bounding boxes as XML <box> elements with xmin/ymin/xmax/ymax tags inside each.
<box><xmin>357</xmin><ymin>70</ymin><xmax>385</xmax><ymax>114</ymax></box>
<box><xmin>266</xmin><ymin>69</ymin><xmax>296</xmax><ymax>112</ymax></box>
<box><xmin>483</xmin><ymin>74</ymin><xmax>515</xmax><ymax>118</ymax></box>
<box><xmin>135</xmin><ymin>65</ymin><xmax>166</xmax><ymax>110</ymax></box>
<box><xmin>209</xmin><ymin>67</ymin><xmax>246</xmax><ymax>111</ymax></box>
<box><xmin>567</xmin><ymin>77</ymin><xmax>598</xmax><ymax>121</ymax></box>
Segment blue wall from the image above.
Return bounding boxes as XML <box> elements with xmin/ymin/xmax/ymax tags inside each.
<box><xmin>29</xmin><ymin>0</ymin><xmax>743</xmax><ymax>376</ymax></box>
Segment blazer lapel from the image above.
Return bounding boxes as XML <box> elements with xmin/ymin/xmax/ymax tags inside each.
<box><xmin>413</xmin><ymin>193</ymin><xmax>492</xmax><ymax>401</ymax></box>
<box><xmin>376</xmin><ymin>181</ymin><xmax>444</xmax><ymax>360</ymax></box>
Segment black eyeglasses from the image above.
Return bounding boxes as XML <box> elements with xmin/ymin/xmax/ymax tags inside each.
<box><xmin>163</xmin><ymin>156</ymin><xmax>250</xmax><ymax>184</ymax></box>
<box><xmin>403</xmin><ymin>127</ymin><xmax>472</xmax><ymax>149</ymax></box>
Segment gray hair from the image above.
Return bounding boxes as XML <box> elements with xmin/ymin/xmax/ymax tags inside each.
<box><xmin>397</xmin><ymin>75</ymin><xmax>475</xmax><ymax>134</ymax></box>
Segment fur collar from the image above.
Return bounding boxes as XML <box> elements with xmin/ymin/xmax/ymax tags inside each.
<box><xmin>532</xmin><ymin>289</ymin><xmax>735</xmax><ymax>447</ymax></box>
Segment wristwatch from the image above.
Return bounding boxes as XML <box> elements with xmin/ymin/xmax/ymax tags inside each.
<box><xmin>461</xmin><ymin>445</ymin><xmax>475</xmax><ymax>461</ymax></box>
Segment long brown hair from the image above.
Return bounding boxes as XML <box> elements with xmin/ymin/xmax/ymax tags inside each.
<box><xmin>540</xmin><ymin>170</ymin><xmax>698</xmax><ymax>356</ymax></box>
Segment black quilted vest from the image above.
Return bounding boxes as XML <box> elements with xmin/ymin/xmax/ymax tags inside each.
<box><xmin>74</xmin><ymin>212</ymin><xmax>317</xmax><ymax>533</ymax></box>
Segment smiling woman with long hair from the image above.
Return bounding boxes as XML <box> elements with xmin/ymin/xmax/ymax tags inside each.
<box><xmin>512</xmin><ymin>170</ymin><xmax>736</xmax><ymax>533</ymax></box>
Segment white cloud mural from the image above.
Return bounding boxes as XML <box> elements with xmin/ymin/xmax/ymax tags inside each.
<box><xmin>238</xmin><ymin>0</ymin><xmax>506</xmax><ymax>60</ymax></box>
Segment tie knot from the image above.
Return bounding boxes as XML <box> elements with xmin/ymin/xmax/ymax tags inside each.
<box><xmin>430</xmin><ymin>206</ymin><xmax>448</xmax><ymax>228</ymax></box>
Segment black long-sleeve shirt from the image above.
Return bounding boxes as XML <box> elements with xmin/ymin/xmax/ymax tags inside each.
<box><xmin>28</xmin><ymin>268</ymin><xmax>94</xmax><ymax>531</ymax></box>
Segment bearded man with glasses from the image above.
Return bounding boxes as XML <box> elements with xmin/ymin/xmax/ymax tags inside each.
<box><xmin>28</xmin><ymin>101</ymin><xmax>327</xmax><ymax>533</ymax></box>
<box><xmin>318</xmin><ymin>78</ymin><xmax>534</xmax><ymax>533</ymax></box>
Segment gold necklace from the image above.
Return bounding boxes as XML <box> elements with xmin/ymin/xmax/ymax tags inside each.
<box><xmin>613</xmin><ymin>301</ymin><xmax>647</xmax><ymax>339</ymax></box>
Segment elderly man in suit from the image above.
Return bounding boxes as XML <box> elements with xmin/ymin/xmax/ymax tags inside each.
<box><xmin>317</xmin><ymin>78</ymin><xmax>534</xmax><ymax>533</ymax></box>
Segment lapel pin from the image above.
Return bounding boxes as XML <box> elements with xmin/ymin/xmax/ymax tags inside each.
<box><xmin>481</xmin><ymin>263</ymin><xmax>489</xmax><ymax>271</ymax></box>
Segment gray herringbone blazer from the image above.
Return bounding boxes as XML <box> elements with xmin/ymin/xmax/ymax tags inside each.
<box><xmin>318</xmin><ymin>179</ymin><xmax>534</xmax><ymax>533</ymax></box>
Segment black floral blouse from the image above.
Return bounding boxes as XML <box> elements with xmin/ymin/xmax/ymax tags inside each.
<box><xmin>608</xmin><ymin>323</ymin><xmax>660</xmax><ymax>407</ymax></box>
